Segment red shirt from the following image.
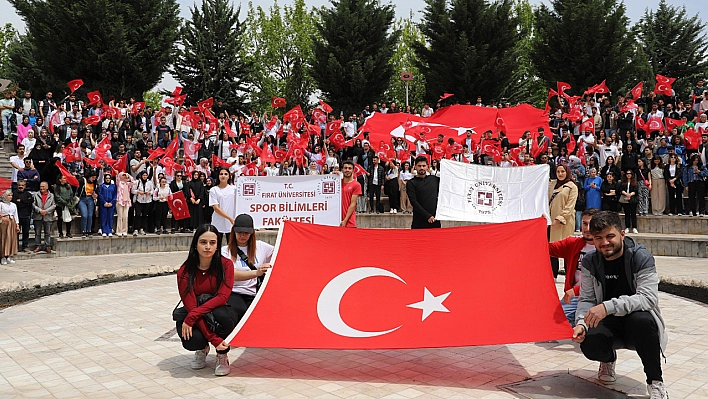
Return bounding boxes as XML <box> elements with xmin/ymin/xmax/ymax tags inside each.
<box><xmin>177</xmin><ymin>256</ymin><xmax>235</xmax><ymax>346</ymax></box>
<box><xmin>549</xmin><ymin>236</ymin><xmax>587</xmax><ymax>296</ymax></box>
<box><xmin>341</xmin><ymin>179</ymin><xmax>362</xmax><ymax>227</ymax></box>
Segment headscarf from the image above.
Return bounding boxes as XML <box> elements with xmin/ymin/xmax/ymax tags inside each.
<box><xmin>554</xmin><ymin>164</ymin><xmax>572</xmax><ymax>189</ymax></box>
<box><xmin>0</xmin><ymin>189</ymin><xmax>12</xmax><ymax>203</ymax></box>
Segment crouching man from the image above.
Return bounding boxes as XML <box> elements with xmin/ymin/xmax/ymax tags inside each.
<box><xmin>572</xmin><ymin>211</ymin><xmax>667</xmax><ymax>399</ymax></box>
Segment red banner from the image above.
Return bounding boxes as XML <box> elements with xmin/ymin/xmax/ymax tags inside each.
<box><xmin>227</xmin><ymin>218</ymin><xmax>571</xmax><ymax>349</ymax></box>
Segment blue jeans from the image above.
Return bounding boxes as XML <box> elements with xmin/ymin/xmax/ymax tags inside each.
<box><xmin>78</xmin><ymin>196</ymin><xmax>95</xmax><ymax>232</ymax></box>
<box><xmin>2</xmin><ymin>113</ymin><xmax>12</xmax><ymax>139</ymax></box>
<box><xmin>561</xmin><ymin>296</ymin><xmax>578</xmax><ymax>326</ymax></box>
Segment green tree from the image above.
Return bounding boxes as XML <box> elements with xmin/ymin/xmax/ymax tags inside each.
<box><xmin>383</xmin><ymin>12</ymin><xmax>426</xmax><ymax>110</ymax></box>
<box><xmin>532</xmin><ymin>0</ymin><xmax>641</xmax><ymax>96</ymax></box>
<box><xmin>415</xmin><ymin>0</ymin><xmax>520</xmax><ymax>105</ymax></box>
<box><xmin>8</xmin><ymin>0</ymin><xmax>179</xmax><ymax>99</ymax></box>
<box><xmin>497</xmin><ymin>0</ymin><xmax>546</xmax><ymax>106</ymax></box>
<box><xmin>142</xmin><ymin>90</ymin><xmax>164</xmax><ymax>110</ymax></box>
<box><xmin>311</xmin><ymin>0</ymin><xmax>397</xmax><ymax>114</ymax></box>
<box><xmin>0</xmin><ymin>23</ymin><xmax>17</xmax><ymax>78</ymax></box>
<box><xmin>242</xmin><ymin>0</ymin><xmax>319</xmax><ymax>111</ymax></box>
<box><xmin>634</xmin><ymin>0</ymin><xmax>708</xmax><ymax>97</ymax></box>
<box><xmin>172</xmin><ymin>0</ymin><xmax>252</xmax><ymax>113</ymax></box>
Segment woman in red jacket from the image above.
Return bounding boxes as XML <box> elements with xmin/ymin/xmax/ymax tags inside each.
<box><xmin>177</xmin><ymin>224</ymin><xmax>235</xmax><ymax>376</ymax></box>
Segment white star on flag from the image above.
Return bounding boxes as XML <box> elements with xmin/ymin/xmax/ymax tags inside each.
<box><xmin>406</xmin><ymin>287</ymin><xmax>451</xmax><ymax>321</ymax></box>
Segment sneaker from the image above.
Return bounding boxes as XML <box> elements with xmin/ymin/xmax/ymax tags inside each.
<box><xmin>668</xmin><ymin>213</ymin><xmax>673</xmax><ymax>216</ymax></box>
<box><xmin>647</xmin><ymin>380</ymin><xmax>668</xmax><ymax>399</ymax></box>
<box><xmin>140</xmin><ymin>230</ymin><xmax>146</xmax><ymax>236</ymax></box>
<box><xmin>58</xmin><ymin>234</ymin><xmax>64</xmax><ymax>238</ymax></box>
<box><xmin>7</xmin><ymin>257</ymin><xmax>15</xmax><ymax>264</ymax></box>
<box><xmin>108</xmin><ymin>233</ymin><xmax>113</xmax><ymax>237</ymax></box>
<box><xmin>624</xmin><ymin>228</ymin><xmax>629</xmax><ymax>233</ymax></box>
<box><xmin>214</xmin><ymin>353</ymin><xmax>230</xmax><ymax>376</ymax></box>
<box><xmin>632</xmin><ymin>228</ymin><xmax>638</xmax><ymax>234</ymax></box>
<box><xmin>191</xmin><ymin>346</ymin><xmax>209</xmax><ymax>369</ymax></box>
<box><xmin>393</xmin><ymin>209</ymin><xmax>397</xmax><ymax>214</ymax></box>
<box><xmin>102</xmin><ymin>233</ymin><xmax>107</xmax><ymax>237</ymax></box>
<box><xmin>98</xmin><ymin>229</ymin><xmax>102</xmax><ymax>235</ymax></box>
<box><xmin>66</xmin><ymin>233</ymin><xmax>72</xmax><ymax>238</ymax></box>
<box><xmin>133</xmin><ymin>231</ymin><xmax>138</xmax><ymax>236</ymax></box>
<box><xmin>0</xmin><ymin>258</ymin><xmax>6</xmax><ymax>265</ymax></box>
<box><xmin>678</xmin><ymin>213</ymin><xmax>684</xmax><ymax>216</ymax></box>
<box><xmin>689</xmin><ymin>212</ymin><xmax>694</xmax><ymax>217</ymax></box>
<box><xmin>598</xmin><ymin>361</ymin><xmax>616</xmax><ymax>384</ymax></box>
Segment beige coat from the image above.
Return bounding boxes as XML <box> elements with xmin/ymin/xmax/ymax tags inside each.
<box><xmin>548</xmin><ymin>180</ymin><xmax>578</xmax><ymax>242</ymax></box>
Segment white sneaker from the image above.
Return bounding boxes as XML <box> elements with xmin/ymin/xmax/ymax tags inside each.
<box><xmin>647</xmin><ymin>380</ymin><xmax>668</xmax><ymax>399</ymax></box>
<box><xmin>598</xmin><ymin>361</ymin><xmax>616</xmax><ymax>384</ymax></box>
<box><xmin>7</xmin><ymin>257</ymin><xmax>15</xmax><ymax>264</ymax></box>
<box><xmin>393</xmin><ymin>209</ymin><xmax>397</xmax><ymax>214</ymax></box>
<box><xmin>624</xmin><ymin>228</ymin><xmax>629</xmax><ymax>233</ymax></box>
<box><xmin>0</xmin><ymin>258</ymin><xmax>6</xmax><ymax>265</ymax></box>
<box><xmin>632</xmin><ymin>228</ymin><xmax>638</xmax><ymax>234</ymax></box>
<box><xmin>191</xmin><ymin>346</ymin><xmax>209</xmax><ymax>369</ymax></box>
<box><xmin>214</xmin><ymin>353</ymin><xmax>230</xmax><ymax>376</ymax></box>
<box><xmin>668</xmin><ymin>213</ymin><xmax>673</xmax><ymax>216</ymax></box>
<box><xmin>102</xmin><ymin>233</ymin><xmax>107</xmax><ymax>237</ymax></box>
<box><xmin>108</xmin><ymin>233</ymin><xmax>113</xmax><ymax>237</ymax></box>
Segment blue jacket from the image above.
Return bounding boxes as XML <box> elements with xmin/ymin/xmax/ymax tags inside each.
<box><xmin>97</xmin><ymin>183</ymin><xmax>117</xmax><ymax>207</ymax></box>
<box><xmin>683</xmin><ymin>164</ymin><xmax>708</xmax><ymax>184</ymax></box>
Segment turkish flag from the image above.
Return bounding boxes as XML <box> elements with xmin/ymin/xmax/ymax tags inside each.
<box><xmin>326</xmin><ymin>120</ymin><xmax>342</xmax><ymax>136</ymax></box>
<box><xmin>168</xmin><ymin>191</ymin><xmax>190</xmax><ymax>220</ymax></box>
<box><xmin>557</xmin><ymin>82</ymin><xmax>571</xmax><ymax>97</ymax></box>
<box><xmin>82</xmin><ymin>115</ymin><xmax>101</xmax><ymax>126</ymax></box>
<box><xmin>271</xmin><ymin>97</ymin><xmax>286</xmax><ymax>108</ymax></box>
<box><xmin>212</xmin><ymin>154</ymin><xmax>232</xmax><ymax>169</ymax></box>
<box><xmin>494</xmin><ymin>111</ymin><xmax>506</xmax><ymax>133</ymax></box>
<box><xmin>224</xmin><ymin>120</ymin><xmax>237</xmax><ymax>138</ymax></box>
<box><xmin>62</xmin><ymin>142</ymin><xmax>82</xmax><ymax>163</ymax></box>
<box><xmin>162</xmin><ymin>135</ymin><xmax>180</xmax><ymax>159</ymax></box>
<box><xmin>243</xmin><ymin>162</ymin><xmax>259</xmax><ymax>176</ymax></box>
<box><xmin>83</xmin><ymin>157</ymin><xmax>102</xmax><ymax>169</ymax></box>
<box><xmin>576</xmin><ymin>142</ymin><xmax>587</xmax><ymax>165</ymax></box>
<box><xmin>328</xmin><ymin>132</ymin><xmax>347</xmax><ymax>150</ymax></box>
<box><xmin>227</xmin><ymin>219</ymin><xmax>571</xmax><ymax>349</ymax></box>
<box><xmin>172</xmin><ymin>86</ymin><xmax>183</xmax><ymax>97</ymax></box>
<box><xmin>438</xmin><ymin>93</ymin><xmax>454</xmax><ymax>102</ymax></box>
<box><xmin>631</xmin><ymin>82</ymin><xmax>643</xmax><ymax>100</ymax></box>
<box><xmin>509</xmin><ymin>147</ymin><xmax>524</xmax><ymax>166</ymax></box>
<box><xmin>684</xmin><ymin>128</ymin><xmax>700</xmax><ymax>150</ymax></box>
<box><xmin>635</xmin><ymin>117</ymin><xmax>646</xmax><ymax>132</ymax></box>
<box><xmin>131</xmin><ymin>102</ymin><xmax>145</xmax><ymax>115</ymax></box>
<box><xmin>96</xmin><ymin>135</ymin><xmax>112</xmax><ymax>154</ymax></box>
<box><xmin>397</xmin><ymin>148</ymin><xmax>411</xmax><ymax>162</ymax></box>
<box><xmin>481</xmin><ymin>142</ymin><xmax>502</xmax><ymax>163</ymax></box>
<box><xmin>146</xmin><ymin>147</ymin><xmax>165</xmax><ymax>161</ymax></box>
<box><xmin>547</xmin><ymin>88</ymin><xmax>558</xmax><ymax>100</ymax></box>
<box><xmin>260</xmin><ymin>146</ymin><xmax>276</xmax><ymax>164</ymax></box>
<box><xmin>653</xmin><ymin>82</ymin><xmax>673</xmax><ymax>96</ymax></box>
<box><xmin>319</xmin><ymin>100</ymin><xmax>333</xmax><ymax>113</ymax></box>
<box><xmin>647</xmin><ymin>117</ymin><xmax>664</xmax><ymax>132</ymax></box>
<box><xmin>352</xmin><ymin>164</ymin><xmax>368</xmax><ymax>179</ymax></box>
<box><xmin>273</xmin><ymin>148</ymin><xmax>287</xmax><ymax>163</ymax></box>
<box><xmin>656</xmin><ymin>74</ymin><xmax>676</xmax><ymax>85</ymax></box>
<box><xmin>55</xmin><ymin>161</ymin><xmax>79</xmax><ymax>187</ymax></box>
<box><xmin>566</xmin><ymin>133</ymin><xmax>577</xmax><ymax>154</ymax></box>
<box><xmin>183</xmin><ymin>140</ymin><xmax>201</xmax><ymax>159</ymax></box>
<box><xmin>67</xmin><ymin>79</ymin><xmax>84</xmax><ymax>93</ymax></box>
<box><xmin>86</xmin><ymin>90</ymin><xmax>102</xmax><ymax>106</ymax></box>
<box><xmin>111</xmin><ymin>153</ymin><xmax>128</xmax><ymax>175</ymax></box>
<box><xmin>283</xmin><ymin>105</ymin><xmax>305</xmax><ymax>125</ymax></box>
<box><xmin>579</xmin><ymin>118</ymin><xmax>594</xmax><ymax>132</ymax></box>
<box><xmin>265</xmin><ymin>116</ymin><xmax>278</xmax><ymax>131</ymax></box>
<box><xmin>312</xmin><ymin>108</ymin><xmax>327</xmax><ymax>125</ymax></box>
<box><xmin>619</xmin><ymin>99</ymin><xmax>638</xmax><ymax>113</ymax></box>
<box><xmin>665</xmin><ymin>118</ymin><xmax>685</xmax><ymax>131</ymax></box>
<box><xmin>198</xmin><ymin>97</ymin><xmax>214</xmax><ymax>113</ymax></box>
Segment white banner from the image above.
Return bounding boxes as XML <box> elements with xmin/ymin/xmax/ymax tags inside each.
<box><xmin>235</xmin><ymin>175</ymin><xmax>342</xmax><ymax>228</ymax></box>
<box><xmin>436</xmin><ymin>159</ymin><xmax>551</xmax><ymax>224</ymax></box>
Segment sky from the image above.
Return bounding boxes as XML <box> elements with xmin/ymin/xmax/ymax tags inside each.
<box><xmin>0</xmin><ymin>0</ymin><xmax>705</xmax><ymax>90</ymax></box>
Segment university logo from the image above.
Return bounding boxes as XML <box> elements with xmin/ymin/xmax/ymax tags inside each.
<box><xmin>467</xmin><ymin>180</ymin><xmax>504</xmax><ymax>215</ymax></box>
<box><xmin>243</xmin><ymin>182</ymin><xmax>256</xmax><ymax>197</ymax></box>
<box><xmin>322</xmin><ymin>181</ymin><xmax>336</xmax><ymax>195</ymax></box>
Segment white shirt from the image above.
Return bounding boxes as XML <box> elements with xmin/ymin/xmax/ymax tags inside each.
<box><xmin>221</xmin><ymin>242</ymin><xmax>274</xmax><ymax>296</ymax></box>
<box><xmin>10</xmin><ymin>155</ymin><xmax>25</xmax><ymax>182</ymax></box>
<box><xmin>209</xmin><ymin>184</ymin><xmax>236</xmax><ymax>233</ymax></box>
<box><xmin>415</xmin><ymin>140</ymin><xmax>430</xmax><ymax>156</ymax></box>
<box><xmin>21</xmin><ymin>138</ymin><xmax>36</xmax><ymax>156</ymax></box>
<box><xmin>0</xmin><ymin>202</ymin><xmax>19</xmax><ymax>221</ymax></box>
<box><xmin>597</xmin><ymin>144</ymin><xmax>619</xmax><ymax>167</ymax></box>
<box><xmin>343</xmin><ymin>121</ymin><xmax>357</xmax><ymax>138</ymax></box>
<box><xmin>421</xmin><ymin>107</ymin><xmax>434</xmax><ymax>117</ymax></box>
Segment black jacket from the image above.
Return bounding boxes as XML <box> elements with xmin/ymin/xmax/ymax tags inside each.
<box><xmin>367</xmin><ymin>163</ymin><xmax>386</xmax><ymax>186</ymax></box>
<box><xmin>12</xmin><ymin>189</ymin><xmax>33</xmax><ymax>219</ymax></box>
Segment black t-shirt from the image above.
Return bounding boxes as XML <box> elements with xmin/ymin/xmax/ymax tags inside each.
<box><xmin>603</xmin><ymin>252</ymin><xmax>633</xmax><ymax>300</ymax></box>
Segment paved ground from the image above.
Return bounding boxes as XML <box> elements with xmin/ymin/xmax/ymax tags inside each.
<box><xmin>0</xmin><ymin>255</ymin><xmax>707</xmax><ymax>398</ymax></box>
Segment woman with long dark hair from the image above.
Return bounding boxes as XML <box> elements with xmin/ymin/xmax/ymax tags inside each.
<box><xmin>176</xmin><ymin>225</ymin><xmax>236</xmax><ymax>376</ymax></box>
<box><xmin>620</xmin><ymin>170</ymin><xmax>639</xmax><ymax>233</ymax></box>
<box><xmin>683</xmin><ymin>154</ymin><xmax>708</xmax><ymax>216</ymax></box>
<box><xmin>222</xmin><ymin>214</ymin><xmax>273</xmax><ymax>324</ymax></box>
<box><xmin>601</xmin><ymin>172</ymin><xmax>620</xmax><ymax>212</ymax></box>
<box><xmin>600</xmin><ymin>155</ymin><xmax>620</xmax><ymax>181</ymax></box>
<box><xmin>187</xmin><ymin>170</ymin><xmax>205</xmax><ymax>232</ymax></box>
<box><xmin>636</xmin><ymin>158</ymin><xmax>652</xmax><ymax>216</ymax></box>
<box><xmin>664</xmin><ymin>154</ymin><xmax>684</xmax><ymax>215</ymax></box>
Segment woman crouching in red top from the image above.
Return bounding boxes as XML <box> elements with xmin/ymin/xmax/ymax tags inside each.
<box><xmin>177</xmin><ymin>224</ymin><xmax>236</xmax><ymax>376</ymax></box>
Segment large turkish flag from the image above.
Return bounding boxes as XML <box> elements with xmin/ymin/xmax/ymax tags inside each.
<box><xmin>227</xmin><ymin>218</ymin><xmax>572</xmax><ymax>349</ymax></box>
<box><xmin>359</xmin><ymin>104</ymin><xmax>549</xmax><ymax>145</ymax></box>
<box><xmin>168</xmin><ymin>191</ymin><xmax>190</xmax><ymax>220</ymax></box>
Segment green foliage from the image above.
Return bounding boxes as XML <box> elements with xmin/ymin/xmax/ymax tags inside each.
<box><xmin>532</xmin><ymin>0</ymin><xmax>641</xmax><ymax>97</ymax></box>
<box><xmin>242</xmin><ymin>0</ymin><xmax>319</xmax><ymax>112</ymax></box>
<box><xmin>7</xmin><ymin>0</ymin><xmax>179</xmax><ymax>99</ymax></box>
<box><xmin>383</xmin><ymin>12</ymin><xmax>426</xmax><ymax>110</ymax></box>
<box><xmin>311</xmin><ymin>0</ymin><xmax>398</xmax><ymax>114</ymax></box>
<box><xmin>634</xmin><ymin>0</ymin><xmax>708</xmax><ymax>98</ymax></box>
<box><xmin>0</xmin><ymin>23</ymin><xmax>17</xmax><ymax>78</ymax></box>
<box><xmin>497</xmin><ymin>0</ymin><xmax>546</xmax><ymax>107</ymax></box>
<box><xmin>142</xmin><ymin>90</ymin><xmax>164</xmax><ymax>110</ymax></box>
<box><xmin>172</xmin><ymin>0</ymin><xmax>252</xmax><ymax>113</ymax></box>
<box><xmin>415</xmin><ymin>0</ymin><xmax>520</xmax><ymax>104</ymax></box>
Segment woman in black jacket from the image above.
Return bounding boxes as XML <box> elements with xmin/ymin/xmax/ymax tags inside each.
<box><xmin>620</xmin><ymin>170</ymin><xmax>639</xmax><ymax>233</ymax></box>
<box><xmin>664</xmin><ymin>154</ymin><xmax>684</xmax><ymax>215</ymax></box>
<box><xmin>620</xmin><ymin>143</ymin><xmax>639</xmax><ymax>173</ymax></box>
<box><xmin>600</xmin><ymin>155</ymin><xmax>621</xmax><ymax>181</ymax></box>
<box><xmin>186</xmin><ymin>171</ymin><xmax>205</xmax><ymax>231</ymax></box>
<box><xmin>169</xmin><ymin>172</ymin><xmax>189</xmax><ymax>233</ymax></box>
<box><xmin>601</xmin><ymin>172</ymin><xmax>620</xmax><ymax>212</ymax></box>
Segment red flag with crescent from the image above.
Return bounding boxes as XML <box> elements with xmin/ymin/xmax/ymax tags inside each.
<box><xmin>319</xmin><ymin>100</ymin><xmax>333</xmax><ymax>113</ymax></box>
<box><xmin>312</xmin><ymin>108</ymin><xmax>327</xmax><ymax>124</ymax></box>
<box><xmin>67</xmin><ymin>79</ymin><xmax>84</xmax><ymax>93</ymax></box>
<box><xmin>566</xmin><ymin>133</ymin><xmax>577</xmax><ymax>154</ymax></box>
<box><xmin>352</xmin><ymin>164</ymin><xmax>368</xmax><ymax>179</ymax></box>
<box><xmin>635</xmin><ymin>117</ymin><xmax>646</xmax><ymax>131</ymax></box>
<box><xmin>212</xmin><ymin>154</ymin><xmax>232</xmax><ymax>169</ymax></box>
<box><xmin>83</xmin><ymin>115</ymin><xmax>101</xmax><ymax>126</ymax></box>
<box><xmin>131</xmin><ymin>102</ymin><xmax>146</xmax><ymax>115</ymax></box>
<box><xmin>168</xmin><ymin>191</ymin><xmax>190</xmax><ymax>220</ymax></box>
<box><xmin>111</xmin><ymin>153</ymin><xmax>128</xmax><ymax>175</ymax></box>
<box><xmin>557</xmin><ymin>82</ymin><xmax>571</xmax><ymax>97</ymax></box>
<box><xmin>55</xmin><ymin>161</ymin><xmax>79</xmax><ymax>187</ymax></box>
<box><xmin>631</xmin><ymin>82</ymin><xmax>643</xmax><ymax>100</ymax></box>
<box><xmin>665</xmin><ymin>118</ymin><xmax>685</xmax><ymax>131</ymax></box>
<box><xmin>86</xmin><ymin>90</ymin><xmax>103</xmax><ymax>106</ymax></box>
<box><xmin>647</xmin><ymin>117</ymin><xmax>664</xmax><ymax>132</ymax></box>
<box><xmin>62</xmin><ymin>142</ymin><xmax>83</xmax><ymax>163</ymax></box>
<box><xmin>326</xmin><ymin>120</ymin><xmax>342</xmax><ymax>136</ymax></box>
<box><xmin>226</xmin><ymin>219</ymin><xmax>571</xmax><ymax>349</ymax></box>
<box><xmin>271</xmin><ymin>97</ymin><xmax>286</xmax><ymax>108</ymax></box>
<box><xmin>198</xmin><ymin>97</ymin><xmax>214</xmax><ymax>113</ymax></box>
<box><xmin>579</xmin><ymin>119</ymin><xmax>594</xmax><ymax>132</ymax></box>
<box><xmin>494</xmin><ymin>111</ymin><xmax>507</xmax><ymax>133</ymax></box>
<box><xmin>49</xmin><ymin>111</ymin><xmax>63</xmax><ymax>133</ymax></box>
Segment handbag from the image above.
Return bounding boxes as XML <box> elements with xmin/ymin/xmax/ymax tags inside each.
<box><xmin>62</xmin><ymin>207</ymin><xmax>72</xmax><ymax>223</ymax></box>
<box><xmin>172</xmin><ymin>294</ymin><xmax>226</xmax><ymax>335</ymax></box>
<box><xmin>638</xmin><ymin>169</ymin><xmax>649</xmax><ymax>186</ymax></box>
<box><xmin>237</xmin><ymin>247</ymin><xmax>263</xmax><ymax>292</ymax></box>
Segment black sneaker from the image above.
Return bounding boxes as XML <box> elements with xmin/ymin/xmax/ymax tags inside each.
<box><xmin>66</xmin><ymin>233</ymin><xmax>72</xmax><ymax>238</ymax></box>
<box><xmin>58</xmin><ymin>234</ymin><xmax>64</xmax><ymax>238</ymax></box>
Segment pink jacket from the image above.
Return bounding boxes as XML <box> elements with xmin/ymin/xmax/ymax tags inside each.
<box><xmin>116</xmin><ymin>172</ymin><xmax>134</xmax><ymax>207</ymax></box>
